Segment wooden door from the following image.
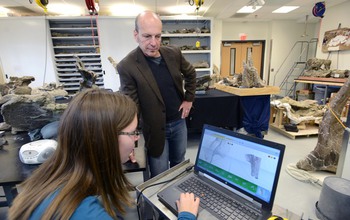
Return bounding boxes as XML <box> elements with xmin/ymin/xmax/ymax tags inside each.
<box><xmin>220</xmin><ymin>41</ymin><xmax>264</xmax><ymax>78</ymax></box>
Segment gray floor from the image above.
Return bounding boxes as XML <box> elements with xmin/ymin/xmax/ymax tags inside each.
<box><xmin>0</xmin><ymin>129</ymin><xmax>332</xmax><ymax>219</ymax></box>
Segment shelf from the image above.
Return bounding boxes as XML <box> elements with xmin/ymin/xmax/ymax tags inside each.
<box><xmin>49</xmin><ymin>17</ymin><xmax>104</xmax><ymax>94</ymax></box>
<box><xmin>181</xmin><ymin>50</ymin><xmax>210</xmax><ymax>54</ymax></box>
<box><xmin>50</xmin><ymin>27</ymin><xmax>97</xmax><ymax>30</ymax></box>
<box><xmin>162</xmin><ymin>33</ymin><xmax>211</xmax><ymax>37</ymax></box>
<box><xmin>160</xmin><ymin>16</ymin><xmax>213</xmax><ymax>76</ymax></box>
<box><xmin>57</xmin><ymin>73</ymin><xmax>103</xmax><ymax>77</ymax></box>
<box><xmin>55</xmin><ymin>54</ymin><xmax>101</xmax><ymax>58</ymax></box>
<box><xmin>294</xmin><ymin>76</ymin><xmax>346</xmax><ymax>86</ymax></box>
<box><xmin>57</xmin><ymin>62</ymin><xmax>101</xmax><ymax>67</ymax></box>
<box><xmin>53</xmin><ymin>45</ymin><xmax>98</xmax><ymax>49</ymax></box>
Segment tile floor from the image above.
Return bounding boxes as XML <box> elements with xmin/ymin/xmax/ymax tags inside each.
<box><xmin>0</xmin><ymin>129</ymin><xmax>334</xmax><ymax>219</ymax></box>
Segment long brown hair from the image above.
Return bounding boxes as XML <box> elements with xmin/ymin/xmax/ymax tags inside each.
<box><xmin>8</xmin><ymin>89</ymin><xmax>137</xmax><ymax>219</ymax></box>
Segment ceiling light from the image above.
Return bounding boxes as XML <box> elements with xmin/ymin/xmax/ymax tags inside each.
<box><xmin>237</xmin><ymin>6</ymin><xmax>262</xmax><ymax>13</ymax></box>
<box><xmin>47</xmin><ymin>3</ymin><xmax>83</xmax><ymax>16</ymax></box>
<box><xmin>273</xmin><ymin>6</ymin><xmax>299</xmax><ymax>13</ymax></box>
<box><xmin>110</xmin><ymin>4</ymin><xmax>145</xmax><ymax>16</ymax></box>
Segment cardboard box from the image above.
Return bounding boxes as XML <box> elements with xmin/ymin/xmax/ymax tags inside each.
<box><xmin>296</xmin><ymin>90</ymin><xmax>314</xmax><ymax>101</ymax></box>
<box><xmin>298</xmin><ymin>89</ymin><xmax>313</xmax><ymax>95</ymax></box>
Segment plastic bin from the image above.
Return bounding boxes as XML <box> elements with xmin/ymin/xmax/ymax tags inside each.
<box><xmin>313</xmin><ymin>85</ymin><xmax>340</xmax><ymax>105</ymax></box>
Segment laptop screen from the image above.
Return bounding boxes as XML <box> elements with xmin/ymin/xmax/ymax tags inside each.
<box><xmin>195</xmin><ymin>124</ymin><xmax>285</xmax><ymax>208</ymax></box>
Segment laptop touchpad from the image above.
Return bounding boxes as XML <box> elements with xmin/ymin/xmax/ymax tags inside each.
<box><xmin>198</xmin><ymin>208</ymin><xmax>217</xmax><ymax>219</ymax></box>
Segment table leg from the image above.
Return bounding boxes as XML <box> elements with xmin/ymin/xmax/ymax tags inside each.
<box><xmin>143</xmin><ymin>156</ymin><xmax>150</xmax><ymax>182</ymax></box>
<box><xmin>2</xmin><ymin>185</ymin><xmax>17</xmax><ymax>206</ymax></box>
<box><xmin>324</xmin><ymin>86</ymin><xmax>328</xmax><ymax>105</ymax></box>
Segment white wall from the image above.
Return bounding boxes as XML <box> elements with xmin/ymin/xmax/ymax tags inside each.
<box><xmin>0</xmin><ymin>16</ymin><xmax>138</xmax><ymax>91</ymax></box>
<box><xmin>269</xmin><ymin>20</ymin><xmax>317</xmax><ymax>86</ymax></box>
<box><xmin>0</xmin><ymin>1</ymin><xmax>349</xmax><ymax>91</ymax></box>
<box><xmin>0</xmin><ymin>17</ymin><xmax>56</xmax><ymax>88</ymax></box>
<box><xmin>315</xmin><ymin>0</ymin><xmax>350</xmax><ymax>70</ymax></box>
<box><xmin>211</xmin><ymin>19</ymin><xmax>222</xmax><ymax>74</ymax></box>
<box><xmin>97</xmin><ymin>17</ymin><xmax>138</xmax><ymax>91</ymax></box>
<box><xmin>216</xmin><ymin>20</ymin><xmax>317</xmax><ymax>85</ymax></box>
<box><xmin>219</xmin><ymin>21</ymin><xmax>272</xmax><ymax>82</ymax></box>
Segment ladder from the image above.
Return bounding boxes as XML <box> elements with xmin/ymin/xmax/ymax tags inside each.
<box><xmin>273</xmin><ymin>39</ymin><xmax>318</xmax><ymax>98</ymax></box>
<box><xmin>279</xmin><ymin>61</ymin><xmax>307</xmax><ymax>97</ymax></box>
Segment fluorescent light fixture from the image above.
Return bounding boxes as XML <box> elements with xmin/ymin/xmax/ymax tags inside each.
<box><xmin>0</xmin><ymin>6</ymin><xmax>9</xmax><ymax>17</ymax></box>
<box><xmin>110</xmin><ymin>4</ymin><xmax>145</xmax><ymax>16</ymax></box>
<box><xmin>237</xmin><ymin>6</ymin><xmax>262</xmax><ymax>13</ymax></box>
<box><xmin>47</xmin><ymin>3</ymin><xmax>83</xmax><ymax>16</ymax></box>
<box><xmin>273</xmin><ymin>6</ymin><xmax>299</xmax><ymax>13</ymax></box>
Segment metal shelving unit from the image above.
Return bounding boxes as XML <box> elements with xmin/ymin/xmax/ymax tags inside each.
<box><xmin>48</xmin><ymin>17</ymin><xmax>104</xmax><ymax>94</ymax></box>
<box><xmin>160</xmin><ymin>17</ymin><xmax>213</xmax><ymax>77</ymax></box>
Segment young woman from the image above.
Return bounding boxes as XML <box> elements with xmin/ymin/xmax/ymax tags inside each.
<box><xmin>8</xmin><ymin>89</ymin><xmax>199</xmax><ymax>219</ymax></box>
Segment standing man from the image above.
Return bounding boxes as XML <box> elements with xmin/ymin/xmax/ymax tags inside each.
<box><xmin>117</xmin><ymin>11</ymin><xmax>196</xmax><ymax>178</ymax></box>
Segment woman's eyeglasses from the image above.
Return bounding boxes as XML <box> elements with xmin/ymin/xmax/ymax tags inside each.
<box><xmin>119</xmin><ymin>130</ymin><xmax>142</xmax><ymax>138</ymax></box>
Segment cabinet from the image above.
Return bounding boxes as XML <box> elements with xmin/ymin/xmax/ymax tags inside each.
<box><xmin>48</xmin><ymin>17</ymin><xmax>104</xmax><ymax>94</ymax></box>
<box><xmin>160</xmin><ymin>17</ymin><xmax>213</xmax><ymax>77</ymax></box>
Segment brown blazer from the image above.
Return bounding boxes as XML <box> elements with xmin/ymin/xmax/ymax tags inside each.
<box><xmin>117</xmin><ymin>46</ymin><xmax>196</xmax><ymax>157</ymax></box>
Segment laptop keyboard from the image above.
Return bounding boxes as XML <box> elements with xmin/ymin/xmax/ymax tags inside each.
<box><xmin>178</xmin><ymin>177</ymin><xmax>260</xmax><ymax>220</ymax></box>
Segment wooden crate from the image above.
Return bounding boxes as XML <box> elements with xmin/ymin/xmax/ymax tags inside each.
<box><xmin>214</xmin><ymin>83</ymin><xmax>280</xmax><ymax>96</ymax></box>
<box><xmin>269</xmin><ymin>105</ymin><xmax>288</xmax><ymax>129</ymax></box>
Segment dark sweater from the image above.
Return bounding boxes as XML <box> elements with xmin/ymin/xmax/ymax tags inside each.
<box><xmin>146</xmin><ymin>56</ymin><xmax>182</xmax><ymax>123</ymax></box>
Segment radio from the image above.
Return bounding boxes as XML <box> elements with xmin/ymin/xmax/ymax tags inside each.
<box><xmin>19</xmin><ymin>139</ymin><xmax>57</xmax><ymax>164</ymax></box>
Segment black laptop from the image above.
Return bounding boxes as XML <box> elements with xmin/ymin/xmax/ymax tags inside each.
<box><xmin>157</xmin><ymin>124</ymin><xmax>285</xmax><ymax>219</ymax></box>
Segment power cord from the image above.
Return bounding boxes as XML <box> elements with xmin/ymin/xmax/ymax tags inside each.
<box><xmin>285</xmin><ymin>164</ymin><xmax>323</xmax><ymax>187</ymax></box>
<box><xmin>136</xmin><ymin>165</ymin><xmax>194</xmax><ymax>220</ymax></box>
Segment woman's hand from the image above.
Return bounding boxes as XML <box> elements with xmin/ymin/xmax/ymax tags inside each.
<box><xmin>128</xmin><ymin>149</ymin><xmax>137</xmax><ymax>163</ymax></box>
<box><xmin>176</xmin><ymin>192</ymin><xmax>200</xmax><ymax>216</ymax></box>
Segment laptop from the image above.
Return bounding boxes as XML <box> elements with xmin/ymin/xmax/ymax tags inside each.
<box><xmin>157</xmin><ymin>124</ymin><xmax>285</xmax><ymax>219</ymax></box>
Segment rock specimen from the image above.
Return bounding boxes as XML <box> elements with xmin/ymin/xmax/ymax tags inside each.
<box><xmin>241</xmin><ymin>59</ymin><xmax>265</xmax><ymax>88</ymax></box>
<box><xmin>75</xmin><ymin>55</ymin><xmax>99</xmax><ymax>91</ymax></box>
<box><xmin>303</xmin><ymin>58</ymin><xmax>333</xmax><ymax>77</ymax></box>
<box><xmin>217</xmin><ymin>55</ymin><xmax>265</xmax><ymax>89</ymax></box>
<box><xmin>0</xmin><ymin>76</ymin><xmax>35</xmax><ymax>95</ymax></box>
<box><xmin>0</xmin><ymin>93</ymin><xmax>67</xmax><ymax>134</ymax></box>
<box><xmin>0</xmin><ymin>78</ymin><xmax>68</xmax><ymax>134</ymax></box>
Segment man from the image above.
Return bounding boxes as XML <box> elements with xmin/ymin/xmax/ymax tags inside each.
<box><xmin>117</xmin><ymin>11</ymin><xmax>196</xmax><ymax>178</ymax></box>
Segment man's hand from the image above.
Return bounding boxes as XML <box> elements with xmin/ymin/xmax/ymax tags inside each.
<box><xmin>179</xmin><ymin>101</ymin><xmax>193</xmax><ymax>119</ymax></box>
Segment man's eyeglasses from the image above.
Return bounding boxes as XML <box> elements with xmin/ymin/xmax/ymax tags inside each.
<box><xmin>119</xmin><ymin>130</ymin><xmax>142</xmax><ymax>138</ymax></box>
